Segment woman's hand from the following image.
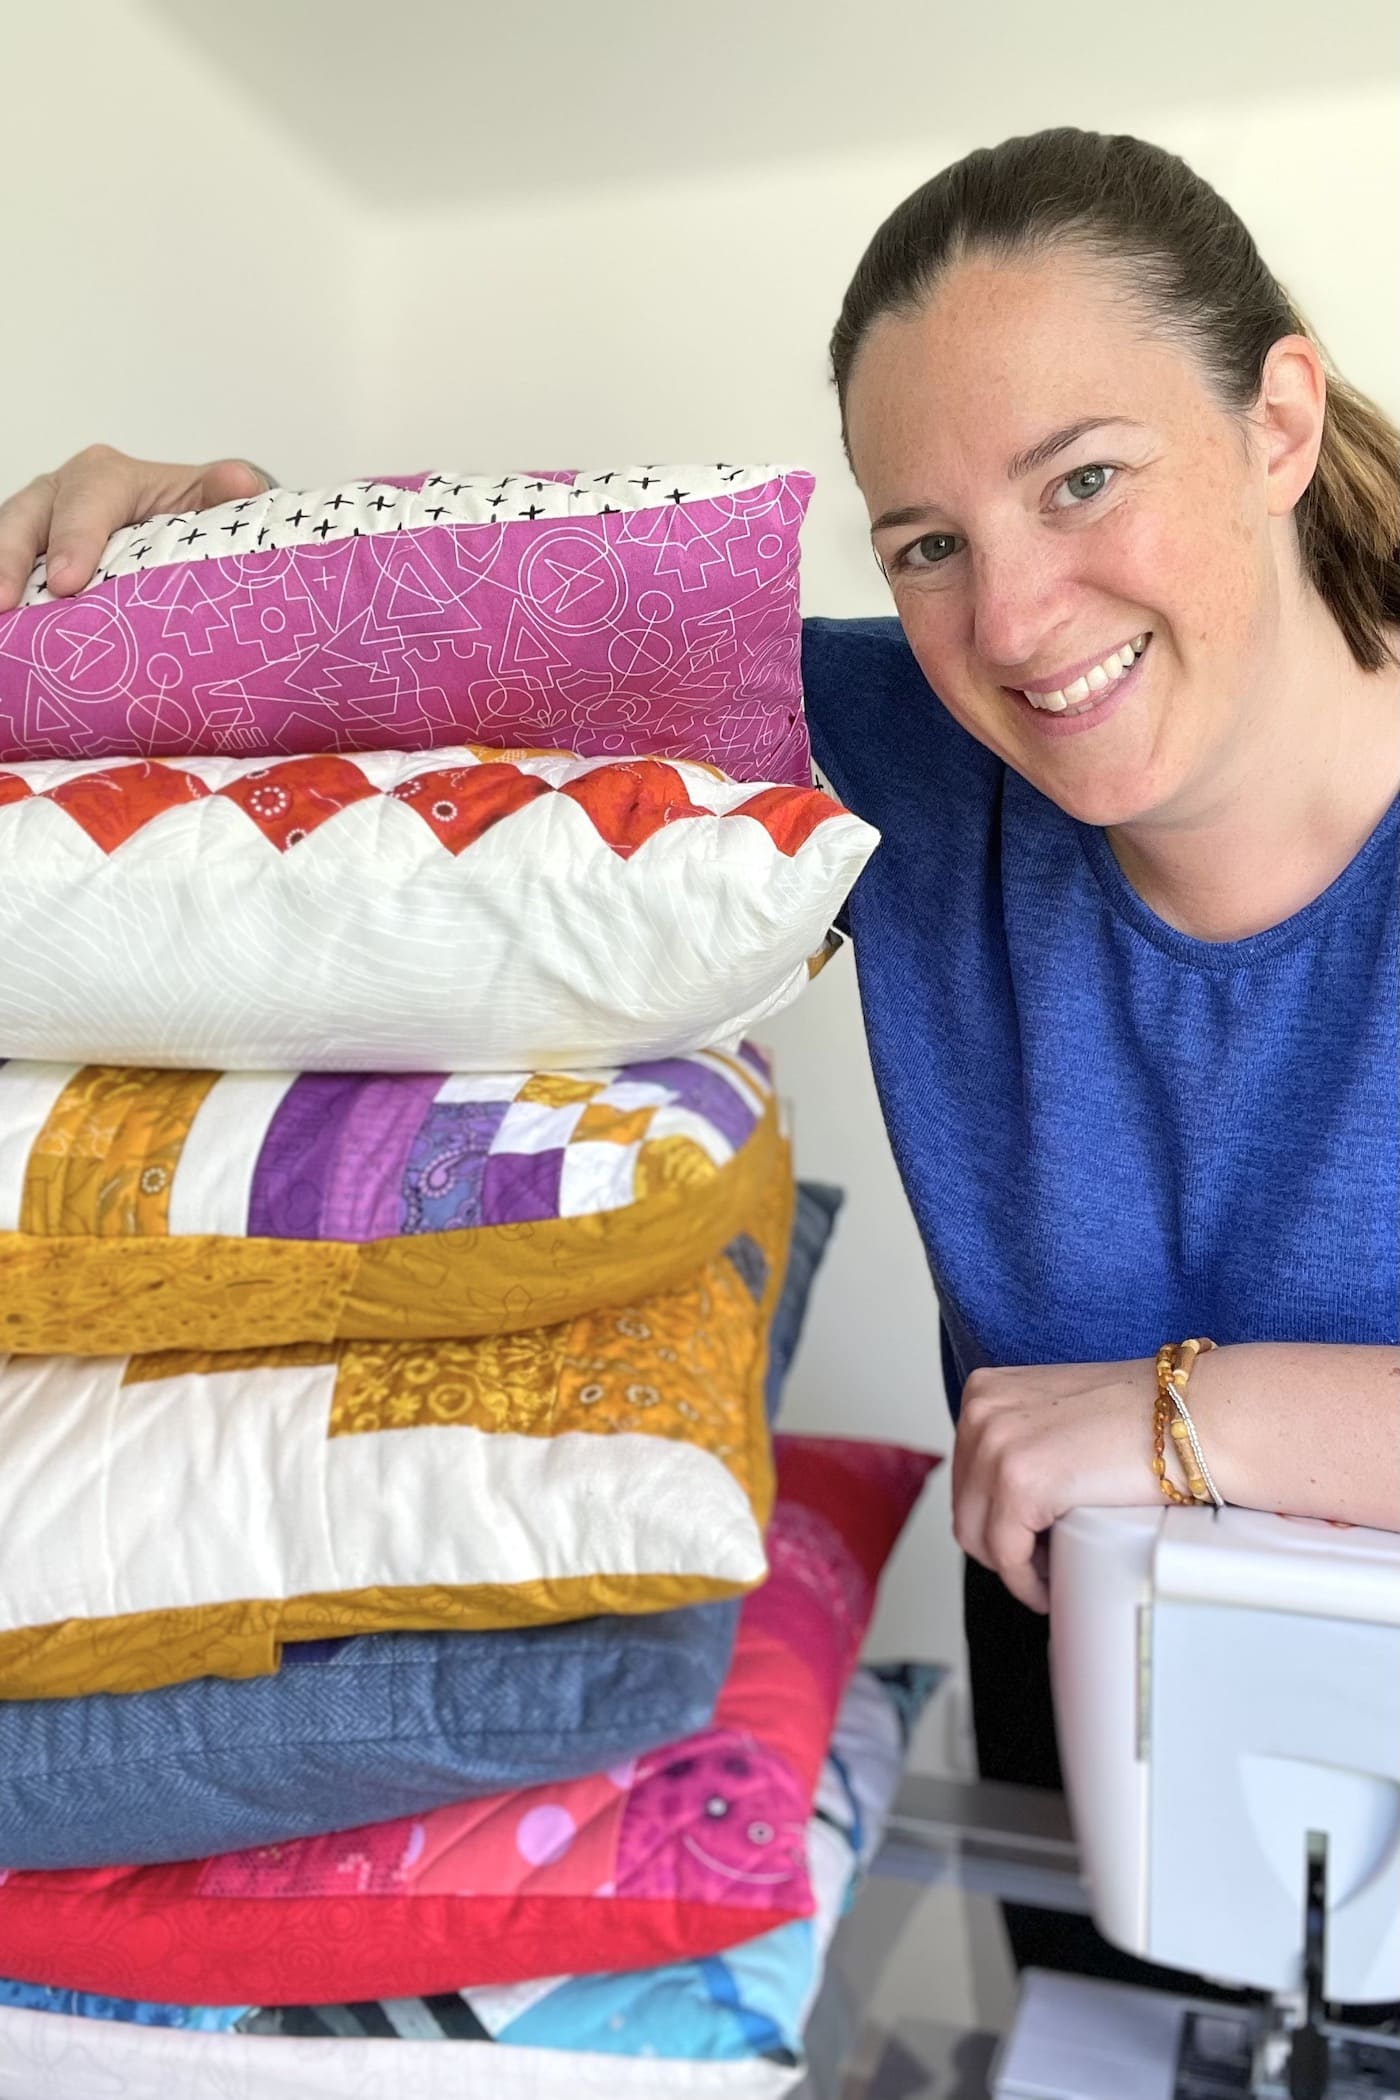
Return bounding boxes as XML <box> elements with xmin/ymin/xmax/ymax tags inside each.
<box><xmin>0</xmin><ymin>446</ymin><xmax>268</xmax><ymax>611</ymax></box>
<box><xmin>954</xmin><ymin>1341</ymin><xmax>1400</xmax><ymax>1612</ymax></box>
<box><xmin>952</xmin><ymin>1358</ymin><xmax>1159</xmax><ymax>1613</ymax></box>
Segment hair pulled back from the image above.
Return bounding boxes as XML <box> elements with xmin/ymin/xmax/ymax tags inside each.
<box><xmin>831</xmin><ymin>129</ymin><xmax>1399</xmax><ymax>672</ymax></box>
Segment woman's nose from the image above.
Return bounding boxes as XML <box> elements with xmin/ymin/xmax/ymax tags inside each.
<box><xmin>970</xmin><ymin>542</ymin><xmax>1072</xmax><ymax>676</ymax></box>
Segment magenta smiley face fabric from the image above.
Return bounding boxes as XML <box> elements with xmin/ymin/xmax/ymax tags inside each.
<box><xmin>0</xmin><ymin>465</ymin><xmax>814</xmax><ymax>783</ymax></box>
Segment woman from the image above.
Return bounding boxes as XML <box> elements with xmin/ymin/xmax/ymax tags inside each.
<box><xmin>2</xmin><ymin>129</ymin><xmax>1397</xmax><ymax>1993</ymax></box>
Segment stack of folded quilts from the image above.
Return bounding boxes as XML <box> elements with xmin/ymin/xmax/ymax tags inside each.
<box><xmin>0</xmin><ymin>466</ymin><xmax>934</xmax><ymax>2093</ymax></box>
<box><xmin>0</xmin><ymin>1436</ymin><xmax>942</xmax><ymax>2098</ymax></box>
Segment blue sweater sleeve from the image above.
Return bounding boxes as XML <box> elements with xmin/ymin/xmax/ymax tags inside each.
<box><xmin>802</xmin><ymin>616</ymin><xmax>922</xmax><ymax>817</ymax></box>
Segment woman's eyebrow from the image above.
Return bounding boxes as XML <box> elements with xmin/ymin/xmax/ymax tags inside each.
<box><xmin>871</xmin><ymin>418</ymin><xmax>1149</xmax><ymax>535</ymax></box>
<box><xmin>870</xmin><ymin>502</ymin><xmax>943</xmax><ymax>536</ymax></box>
<box><xmin>1007</xmin><ymin>417</ymin><xmax>1144</xmax><ymax>479</ymax></box>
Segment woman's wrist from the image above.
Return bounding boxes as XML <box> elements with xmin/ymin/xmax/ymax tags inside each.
<box><xmin>1161</xmin><ymin>1340</ymin><xmax>1400</xmax><ymax>1530</ymax></box>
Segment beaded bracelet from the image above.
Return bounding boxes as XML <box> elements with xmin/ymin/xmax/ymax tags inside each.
<box><xmin>1152</xmin><ymin>1338</ymin><xmax>1222</xmax><ymax>1507</ymax></box>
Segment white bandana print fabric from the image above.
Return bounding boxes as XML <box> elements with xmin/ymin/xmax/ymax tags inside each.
<box><xmin>0</xmin><ymin>747</ymin><xmax>876</xmax><ymax>1071</ymax></box>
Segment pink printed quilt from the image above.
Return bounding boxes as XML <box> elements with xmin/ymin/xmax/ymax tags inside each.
<box><xmin>0</xmin><ymin>466</ymin><xmax>814</xmax><ymax>782</ymax></box>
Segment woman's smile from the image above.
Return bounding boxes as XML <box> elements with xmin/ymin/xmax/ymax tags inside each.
<box><xmin>1008</xmin><ymin>632</ymin><xmax>1152</xmax><ymax>739</ymax></box>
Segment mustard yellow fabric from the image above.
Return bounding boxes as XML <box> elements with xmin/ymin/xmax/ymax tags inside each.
<box><xmin>20</xmin><ymin>1065</ymin><xmax>219</xmax><ymax>1237</ymax></box>
<box><xmin>0</xmin><ymin>1144</ymin><xmax>790</xmax><ymax>1699</ymax></box>
<box><xmin>1</xmin><ymin>1101</ymin><xmax>783</xmax><ymax>1355</ymax></box>
<box><xmin>0</xmin><ymin>1573</ymin><xmax>752</xmax><ymax>1703</ymax></box>
<box><xmin>325</xmin><ymin>1205</ymin><xmax>770</xmax><ymax>1472</ymax></box>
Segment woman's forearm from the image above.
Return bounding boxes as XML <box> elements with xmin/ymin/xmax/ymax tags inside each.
<box><xmin>1187</xmin><ymin>1341</ymin><xmax>1400</xmax><ymax>1531</ymax></box>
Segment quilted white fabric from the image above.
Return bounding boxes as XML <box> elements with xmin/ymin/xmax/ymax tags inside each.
<box><xmin>0</xmin><ymin>1351</ymin><xmax>767</xmax><ymax>1643</ymax></box>
<box><xmin>0</xmin><ymin>747</ymin><xmax>876</xmax><ymax>1071</ymax></box>
<box><xmin>0</xmin><ymin>2016</ymin><xmax>796</xmax><ymax>2100</ymax></box>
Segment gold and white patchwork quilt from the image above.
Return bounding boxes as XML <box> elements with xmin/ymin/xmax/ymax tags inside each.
<box><xmin>0</xmin><ymin>1139</ymin><xmax>792</xmax><ymax>1701</ymax></box>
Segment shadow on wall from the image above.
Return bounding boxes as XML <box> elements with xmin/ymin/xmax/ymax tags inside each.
<box><xmin>142</xmin><ymin>0</ymin><xmax>1400</xmax><ymax>210</ymax></box>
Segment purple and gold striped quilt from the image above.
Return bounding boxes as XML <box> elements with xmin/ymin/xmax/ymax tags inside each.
<box><xmin>0</xmin><ymin>1046</ymin><xmax>779</xmax><ymax>1354</ymax></box>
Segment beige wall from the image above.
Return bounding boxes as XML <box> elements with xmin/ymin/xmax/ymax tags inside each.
<box><xmin>0</xmin><ymin>4</ymin><xmax>358</xmax><ymax>492</ymax></box>
<box><xmin>4</xmin><ymin>11</ymin><xmax>1397</xmax><ymax>1764</ymax></box>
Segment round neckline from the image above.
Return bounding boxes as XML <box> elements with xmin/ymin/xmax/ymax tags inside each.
<box><xmin>1072</xmin><ymin>791</ymin><xmax>1400</xmax><ymax>972</ymax></box>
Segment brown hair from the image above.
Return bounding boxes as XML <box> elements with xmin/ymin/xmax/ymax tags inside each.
<box><xmin>830</xmin><ymin>129</ymin><xmax>1400</xmax><ymax>672</ymax></box>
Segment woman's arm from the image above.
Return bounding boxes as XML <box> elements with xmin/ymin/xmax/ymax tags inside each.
<box><xmin>953</xmin><ymin>1342</ymin><xmax>1400</xmax><ymax>1612</ymax></box>
<box><xmin>1186</xmin><ymin>1340</ymin><xmax>1400</xmax><ymax>1526</ymax></box>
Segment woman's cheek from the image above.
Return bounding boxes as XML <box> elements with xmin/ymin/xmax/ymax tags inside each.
<box><xmin>1118</xmin><ymin>471</ymin><xmax>1263</xmax><ymax>660</ymax></box>
<box><xmin>890</xmin><ymin>588</ymin><xmax>975</xmax><ymax>711</ymax></box>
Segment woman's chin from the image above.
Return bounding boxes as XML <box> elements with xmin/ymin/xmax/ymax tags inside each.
<box><xmin>1024</xmin><ymin>759</ymin><xmax>1176</xmax><ymax>830</ymax></box>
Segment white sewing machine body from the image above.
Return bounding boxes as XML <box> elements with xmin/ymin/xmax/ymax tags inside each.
<box><xmin>864</xmin><ymin>1501</ymin><xmax>1400</xmax><ymax>2094</ymax></box>
<box><xmin>1050</xmin><ymin>1503</ymin><xmax>1400</xmax><ymax>2007</ymax></box>
<box><xmin>981</xmin><ymin>1504</ymin><xmax>1400</xmax><ymax>2096</ymax></box>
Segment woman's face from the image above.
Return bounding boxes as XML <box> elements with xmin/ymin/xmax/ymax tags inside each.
<box><xmin>845</xmin><ymin>250</ymin><xmax>1283</xmax><ymax>829</ymax></box>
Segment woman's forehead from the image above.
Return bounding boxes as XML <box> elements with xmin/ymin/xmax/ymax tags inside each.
<box><xmin>845</xmin><ymin>254</ymin><xmax>1191</xmax><ymax>488</ymax></box>
<box><xmin>863</xmin><ymin>251</ymin><xmax>1146</xmax><ymax>379</ymax></box>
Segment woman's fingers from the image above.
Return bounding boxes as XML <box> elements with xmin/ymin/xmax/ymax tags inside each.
<box><xmin>192</xmin><ymin>459</ymin><xmax>270</xmax><ymax>513</ymax></box>
<box><xmin>956</xmin><ymin>1356</ymin><xmax>1159</xmax><ymax>1610</ymax></box>
<box><xmin>985</xmin><ymin>1510</ymin><xmax>1051</xmax><ymax>1613</ymax></box>
<box><xmin>953</xmin><ymin>1376</ymin><xmax>1055</xmax><ymax>1612</ymax></box>
<box><xmin>0</xmin><ymin>448</ymin><xmax>271</xmax><ymax>611</ymax></box>
<box><xmin>0</xmin><ymin>474</ymin><xmax>59</xmax><ymax>612</ymax></box>
<box><xmin>36</xmin><ymin>445</ymin><xmax>151</xmax><ymax>598</ymax></box>
<box><xmin>955</xmin><ymin>1449</ymin><xmax>1050</xmax><ymax>1611</ymax></box>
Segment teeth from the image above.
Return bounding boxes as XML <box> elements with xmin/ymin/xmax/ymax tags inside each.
<box><xmin>1022</xmin><ymin>634</ymin><xmax>1149</xmax><ymax>713</ymax></box>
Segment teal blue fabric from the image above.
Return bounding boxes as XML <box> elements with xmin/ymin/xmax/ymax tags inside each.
<box><xmin>0</xmin><ymin>1184</ymin><xmax>841</xmax><ymax>1874</ymax></box>
<box><xmin>0</xmin><ymin>1980</ymin><xmax>245</xmax><ymax>2032</ymax></box>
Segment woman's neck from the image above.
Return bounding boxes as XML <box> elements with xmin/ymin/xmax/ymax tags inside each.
<box><xmin>1105</xmin><ymin>603</ymin><xmax>1400</xmax><ymax>943</ymax></box>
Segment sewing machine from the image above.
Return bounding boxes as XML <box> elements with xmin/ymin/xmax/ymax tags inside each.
<box><xmin>876</xmin><ymin>1504</ymin><xmax>1400</xmax><ymax>2099</ymax></box>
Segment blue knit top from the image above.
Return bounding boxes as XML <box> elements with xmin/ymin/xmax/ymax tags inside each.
<box><xmin>802</xmin><ymin>618</ymin><xmax>1400</xmax><ymax>1415</ymax></box>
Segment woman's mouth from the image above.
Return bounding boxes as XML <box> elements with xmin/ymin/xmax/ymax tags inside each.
<box><xmin>1007</xmin><ymin>633</ymin><xmax>1151</xmax><ymax>739</ymax></box>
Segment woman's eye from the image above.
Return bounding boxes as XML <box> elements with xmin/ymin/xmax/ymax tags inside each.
<box><xmin>896</xmin><ymin>531</ymin><xmax>961</xmax><ymax>571</ymax></box>
<box><xmin>1051</xmin><ymin>464</ymin><xmax>1116</xmax><ymax>509</ymax></box>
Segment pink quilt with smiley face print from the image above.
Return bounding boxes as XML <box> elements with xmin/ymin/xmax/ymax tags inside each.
<box><xmin>0</xmin><ymin>1436</ymin><xmax>936</xmax><ymax>2007</ymax></box>
<box><xmin>0</xmin><ymin>465</ymin><xmax>814</xmax><ymax>784</ymax></box>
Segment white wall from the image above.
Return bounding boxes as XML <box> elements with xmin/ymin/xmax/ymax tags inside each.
<box><xmin>0</xmin><ymin>4</ymin><xmax>358</xmax><ymax>494</ymax></box>
<box><xmin>346</xmin><ymin>83</ymin><xmax>1400</xmax><ymax>1742</ymax></box>
<box><xmin>5</xmin><ymin>14</ymin><xmax>1397</xmax><ymax>1768</ymax></box>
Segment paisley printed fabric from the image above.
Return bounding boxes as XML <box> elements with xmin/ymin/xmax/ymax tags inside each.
<box><xmin>0</xmin><ymin>1139</ymin><xmax>793</xmax><ymax>1700</ymax></box>
<box><xmin>0</xmin><ymin>465</ymin><xmax>815</xmax><ymax>785</ymax></box>
<box><xmin>258</xmin><ymin>1666</ymin><xmax>946</xmax><ymax>2073</ymax></box>
<box><xmin>0</xmin><ymin>1046</ymin><xmax>780</xmax><ymax>1354</ymax></box>
<box><xmin>0</xmin><ymin>1438</ymin><xmax>938</xmax><ymax>2010</ymax></box>
<box><xmin>0</xmin><ymin>746</ymin><xmax>876</xmax><ymax>1072</ymax></box>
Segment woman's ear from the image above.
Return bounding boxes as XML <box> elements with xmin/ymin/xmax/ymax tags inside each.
<box><xmin>1257</xmin><ymin>333</ymin><xmax>1328</xmax><ymax>519</ymax></box>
